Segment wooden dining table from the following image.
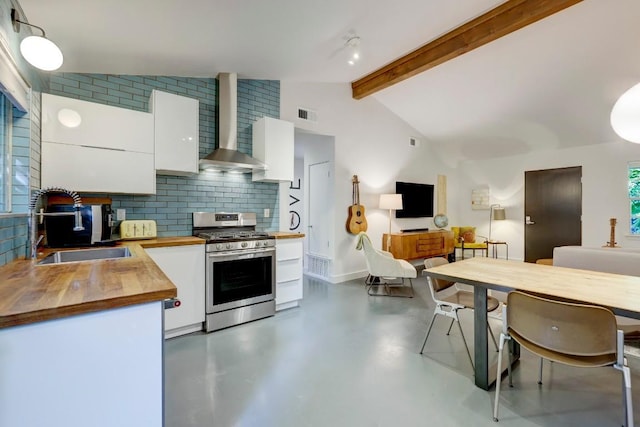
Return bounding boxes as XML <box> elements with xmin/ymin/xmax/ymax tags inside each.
<box><xmin>422</xmin><ymin>257</ymin><xmax>640</xmax><ymax>390</ymax></box>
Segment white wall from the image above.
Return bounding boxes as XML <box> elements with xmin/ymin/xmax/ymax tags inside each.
<box><xmin>280</xmin><ymin>81</ymin><xmax>457</xmax><ymax>282</ymax></box>
<box><xmin>281</xmin><ymin>82</ymin><xmax>640</xmax><ymax>277</ymax></box>
<box><xmin>454</xmin><ymin>140</ymin><xmax>640</xmax><ymax>260</ymax></box>
<box><xmin>296</xmin><ymin>131</ymin><xmax>334</xmax><ymax>274</ymax></box>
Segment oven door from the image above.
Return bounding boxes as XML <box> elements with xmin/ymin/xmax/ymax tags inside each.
<box><xmin>206</xmin><ymin>247</ymin><xmax>275</xmax><ymax>313</ymax></box>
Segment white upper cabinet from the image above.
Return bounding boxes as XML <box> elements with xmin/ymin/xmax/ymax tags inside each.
<box><xmin>41</xmin><ymin>93</ymin><xmax>155</xmax><ymax>194</ymax></box>
<box><xmin>41</xmin><ymin>142</ymin><xmax>156</xmax><ymax>194</ymax></box>
<box><xmin>41</xmin><ymin>93</ymin><xmax>153</xmax><ymax>153</ymax></box>
<box><xmin>150</xmin><ymin>90</ymin><xmax>199</xmax><ymax>176</ymax></box>
<box><xmin>252</xmin><ymin>117</ymin><xmax>294</xmax><ymax>182</ymax></box>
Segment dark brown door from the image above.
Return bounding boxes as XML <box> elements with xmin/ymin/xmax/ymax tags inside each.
<box><xmin>524</xmin><ymin>166</ymin><xmax>582</xmax><ymax>263</ymax></box>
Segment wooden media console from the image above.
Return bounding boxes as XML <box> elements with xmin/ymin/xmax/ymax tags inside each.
<box><xmin>383</xmin><ymin>230</ymin><xmax>454</xmax><ymax>260</ymax></box>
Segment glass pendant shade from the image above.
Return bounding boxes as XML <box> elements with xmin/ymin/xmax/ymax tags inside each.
<box><xmin>611</xmin><ymin>82</ymin><xmax>640</xmax><ymax>144</ymax></box>
<box><xmin>20</xmin><ymin>35</ymin><xmax>63</xmax><ymax>71</ymax></box>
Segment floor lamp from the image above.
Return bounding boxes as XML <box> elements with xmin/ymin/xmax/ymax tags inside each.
<box><xmin>489</xmin><ymin>204</ymin><xmax>506</xmax><ymax>242</ymax></box>
<box><xmin>379</xmin><ymin>194</ymin><xmax>403</xmax><ymax>251</ymax></box>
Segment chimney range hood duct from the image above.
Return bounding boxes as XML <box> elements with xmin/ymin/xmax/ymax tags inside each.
<box><xmin>199</xmin><ymin>72</ymin><xmax>266</xmax><ymax>172</ymax></box>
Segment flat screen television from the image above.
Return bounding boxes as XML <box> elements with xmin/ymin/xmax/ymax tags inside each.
<box><xmin>395</xmin><ymin>181</ymin><xmax>434</xmax><ymax>218</ymax></box>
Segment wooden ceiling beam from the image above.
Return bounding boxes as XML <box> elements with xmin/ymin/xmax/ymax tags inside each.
<box><xmin>351</xmin><ymin>0</ymin><xmax>583</xmax><ymax>99</ymax></box>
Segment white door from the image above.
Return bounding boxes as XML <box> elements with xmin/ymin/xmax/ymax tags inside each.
<box><xmin>308</xmin><ymin>161</ymin><xmax>331</xmax><ymax>257</ymax></box>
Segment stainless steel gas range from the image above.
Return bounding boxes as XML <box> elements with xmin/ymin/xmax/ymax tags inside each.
<box><xmin>193</xmin><ymin>212</ymin><xmax>275</xmax><ymax>332</ymax></box>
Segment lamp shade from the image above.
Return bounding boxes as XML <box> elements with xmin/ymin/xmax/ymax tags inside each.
<box><xmin>611</xmin><ymin>82</ymin><xmax>640</xmax><ymax>144</ymax></box>
<box><xmin>492</xmin><ymin>206</ymin><xmax>506</xmax><ymax>220</ymax></box>
<box><xmin>20</xmin><ymin>35</ymin><xmax>63</xmax><ymax>71</ymax></box>
<box><xmin>379</xmin><ymin>194</ymin><xmax>402</xmax><ymax>210</ymax></box>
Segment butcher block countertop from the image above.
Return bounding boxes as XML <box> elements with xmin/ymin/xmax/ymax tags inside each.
<box><xmin>136</xmin><ymin>236</ymin><xmax>205</xmax><ymax>248</ymax></box>
<box><xmin>269</xmin><ymin>232</ymin><xmax>305</xmax><ymax>239</ymax></box>
<box><xmin>0</xmin><ymin>236</ymin><xmax>204</xmax><ymax>329</ymax></box>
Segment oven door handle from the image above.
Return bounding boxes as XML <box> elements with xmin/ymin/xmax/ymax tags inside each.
<box><xmin>208</xmin><ymin>249</ymin><xmax>274</xmax><ymax>260</ymax></box>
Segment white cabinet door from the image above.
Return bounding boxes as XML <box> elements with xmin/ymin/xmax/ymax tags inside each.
<box><xmin>41</xmin><ymin>142</ymin><xmax>155</xmax><ymax>194</ymax></box>
<box><xmin>146</xmin><ymin>245</ymin><xmax>205</xmax><ymax>338</ymax></box>
<box><xmin>275</xmin><ymin>238</ymin><xmax>303</xmax><ymax>310</ymax></box>
<box><xmin>0</xmin><ymin>302</ymin><xmax>163</xmax><ymax>427</ymax></box>
<box><xmin>252</xmin><ymin>117</ymin><xmax>294</xmax><ymax>182</ymax></box>
<box><xmin>41</xmin><ymin>93</ymin><xmax>156</xmax><ymax>194</ymax></box>
<box><xmin>150</xmin><ymin>90</ymin><xmax>199</xmax><ymax>175</ymax></box>
<box><xmin>41</xmin><ymin>93</ymin><xmax>153</xmax><ymax>153</ymax></box>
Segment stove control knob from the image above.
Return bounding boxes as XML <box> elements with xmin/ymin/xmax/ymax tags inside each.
<box><xmin>216</xmin><ymin>244</ymin><xmax>223</xmax><ymax>250</ymax></box>
<box><xmin>241</xmin><ymin>242</ymin><xmax>248</xmax><ymax>248</ymax></box>
<box><xmin>255</xmin><ymin>241</ymin><xmax>261</xmax><ymax>247</ymax></box>
<box><xmin>226</xmin><ymin>243</ymin><xmax>232</xmax><ymax>249</ymax></box>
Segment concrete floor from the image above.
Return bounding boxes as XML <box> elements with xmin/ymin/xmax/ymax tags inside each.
<box><xmin>165</xmin><ymin>276</ymin><xmax>640</xmax><ymax>427</ymax></box>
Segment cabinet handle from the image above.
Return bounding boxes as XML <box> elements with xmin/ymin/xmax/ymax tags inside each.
<box><xmin>164</xmin><ymin>298</ymin><xmax>181</xmax><ymax>309</ymax></box>
<box><xmin>80</xmin><ymin>144</ymin><xmax>126</xmax><ymax>152</ymax></box>
<box><xmin>278</xmin><ymin>256</ymin><xmax>301</xmax><ymax>262</ymax></box>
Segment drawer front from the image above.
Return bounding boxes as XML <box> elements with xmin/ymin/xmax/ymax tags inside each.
<box><xmin>416</xmin><ymin>237</ymin><xmax>443</xmax><ymax>253</ymax></box>
<box><xmin>276</xmin><ymin>239</ymin><xmax>303</xmax><ymax>261</ymax></box>
<box><xmin>277</xmin><ymin>258</ymin><xmax>302</xmax><ymax>283</ymax></box>
<box><xmin>276</xmin><ymin>278</ymin><xmax>303</xmax><ymax>305</ymax></box>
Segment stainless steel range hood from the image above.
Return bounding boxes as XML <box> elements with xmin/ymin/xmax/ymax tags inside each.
<box><xmin>199</xmin><ymin>72</ymin><xmax>266</xmax><ymax>172</ymax></box>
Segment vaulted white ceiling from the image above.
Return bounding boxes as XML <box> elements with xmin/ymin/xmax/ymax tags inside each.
<box><xmin>17</xmin><ymin>0</ymin><xmax>640</xmax><ymax>160</ymax></box>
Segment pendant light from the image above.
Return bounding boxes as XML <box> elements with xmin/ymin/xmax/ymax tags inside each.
<box><xmin>11</xmin><ymin>8</ymin><xmax>63</xmax><ymax>71</ymax></box>
<box><xmin>611</xmin><ymin>82</ymin><xmax>640</xmax><ymax>144</ymax></box>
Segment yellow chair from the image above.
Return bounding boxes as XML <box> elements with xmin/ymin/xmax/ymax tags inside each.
<box><xmin>451</xmin><ymin>226</ymin><xmax>488</xmax><ymax>260</ymax></box>
<box><xmin>493</xmin><ymin>291</ymin><xmax>633</xmax><ymax>426</ymax></box>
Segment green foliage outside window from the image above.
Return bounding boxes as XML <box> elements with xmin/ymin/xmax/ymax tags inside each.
<box><xmin>629</xmin><ymin>165</ymin><xmax>640</xmax><ymax>234</ymax></box>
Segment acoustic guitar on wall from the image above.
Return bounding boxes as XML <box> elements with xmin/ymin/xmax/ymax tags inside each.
<box><xmin>346</xmin><ymin>175</ymin><xmax>368</xmax><ymax>234</ymax></box>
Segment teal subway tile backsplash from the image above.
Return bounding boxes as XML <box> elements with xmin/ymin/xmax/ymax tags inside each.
<box><xmin>94</xmin><ymin>79</ymin><xmax>120</xmax><ymax>91</ymax></box>
<box><xmin>107</xmin><ymin>75</ymin><xmax>135</xmax><ymax>87</ymax></box>
<box><xmin>0</xmin><ymin>215</ymin><xmax>28</xmax><ymax>264</ymax></box>
<box><xmin>48</xmin><ymin>73</ymin><xmax>281</xmax><ymax>235</ymax></box>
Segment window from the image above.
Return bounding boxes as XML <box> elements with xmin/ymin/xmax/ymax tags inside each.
<box><xmin>0</xmin><ymin>95</ymin><xmax>12</xmax><ymax>212</ymax></box>
<box><xmin>1</xmin><ymin>40</ymin><xmax>31</xmax><ymax>215</ymax></box>
<box><xmin>629</xmin><ymin>162</ymin><xmax>640</xmax><ymax>234</ymax></box>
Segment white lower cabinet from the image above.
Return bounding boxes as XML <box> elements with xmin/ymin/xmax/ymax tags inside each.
<box><xmin>0</xmin><ymin>302</ymin><xmax>164</xmax><ymax>427</ymax></box>
<box><xmin>275</xmin><ymin>238</ymin><xmax>303</xmax><ymax>310</ymax></box>
<box><xmin>146</xmin><ymin>244</ymin><xmax>205</xmax><ymax>338</ymax></box>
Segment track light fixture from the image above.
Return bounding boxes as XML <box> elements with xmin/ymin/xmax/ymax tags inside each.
<box><xmin>346</xmin><ymin>35</ymin><xmax>361</xmax><ymax>66</ymax></box>
<box><xmin>11</xmin><ymin>8</ymin><xmax>63</xmax><ymax>71</ymax></box>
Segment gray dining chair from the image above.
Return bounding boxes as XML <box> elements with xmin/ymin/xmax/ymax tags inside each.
<box><xmin>421</xmin><ymin>256</ymin><xmax>499</xmax><ymax>369</ymax></box>
<box><xmin>493</xmin><ymin>291</ymin><xmax>633</xmax><ymax>426</ymax></box>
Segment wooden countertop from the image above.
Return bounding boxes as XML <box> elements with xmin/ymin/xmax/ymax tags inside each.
<box><xmin>133</xmin><ymin>236</ymin><xmax>205</xmax><ymax>248</ymax></box>
<box><xmin>269</xmin><ymin>232</ymin><xmax>305</xmax><ymax>239</ymax></box>
<box><xmin>0</xmin><ymin>237</ymin><xmax>204</xmax><ymax>329</ymax></box>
